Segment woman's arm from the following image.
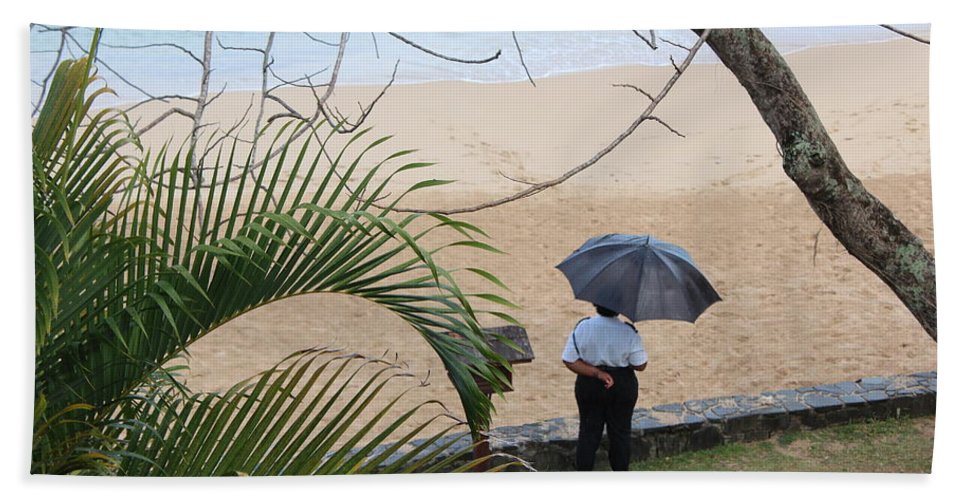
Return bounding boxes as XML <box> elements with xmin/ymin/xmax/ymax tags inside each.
<box><xmin>563</xmin><ymin>359</ymin><xmax>614</xmax><ymax>389</ymax></box>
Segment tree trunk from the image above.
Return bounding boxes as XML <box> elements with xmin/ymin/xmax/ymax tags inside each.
<box><xmin>696</xmin><ymin>28</ymin><xmax>937</xmax><ymax>340</ymax></box>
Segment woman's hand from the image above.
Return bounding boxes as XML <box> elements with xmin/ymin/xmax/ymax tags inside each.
<box><xmin>564</xmin><ymin>359</ymin><xmax>614</xmax><ymax>389</ymax></box>
<box><xmin>596</xmin><ymin>370</ymin><xmax>614</xmax><ymax>389</ymax></box>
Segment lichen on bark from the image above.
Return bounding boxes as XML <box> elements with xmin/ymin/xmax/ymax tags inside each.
<box><xmin>698</xmin><ymin>28</ymin><xmax>937</xmax><ymax>341</ymax></box>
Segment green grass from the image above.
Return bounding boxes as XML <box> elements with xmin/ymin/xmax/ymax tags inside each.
<box><xmin>631</xmin><ymin>416</ymin><xmax>934</xmax><ymax>473</ymax></box>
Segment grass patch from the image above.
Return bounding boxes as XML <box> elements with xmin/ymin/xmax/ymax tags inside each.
<box><xmin>631</xmin><ymin>416</ymin><xmax>934</xmax><ymax>473</ymax></box>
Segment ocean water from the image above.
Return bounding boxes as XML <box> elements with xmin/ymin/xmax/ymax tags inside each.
<box><xmin>30</xmin><ymin>25</ymin><xmax>928</xmax><ymax>106</ymax></box>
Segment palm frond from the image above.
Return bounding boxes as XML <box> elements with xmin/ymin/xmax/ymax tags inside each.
<box><xmin>119</xmin><ymin>348</ymin><xmax>515</xmax><ymax>475</ymax></box>
<box><xmin>33</xmin><ymin>30</ymin><xmax>520</xmax><ymax>475</ymax></box>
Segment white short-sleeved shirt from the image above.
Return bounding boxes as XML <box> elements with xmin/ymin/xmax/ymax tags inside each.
<box><xmin>561</xmin><ymin>315</ymin><xmax>648</xmax><ymax>368</ymax></box>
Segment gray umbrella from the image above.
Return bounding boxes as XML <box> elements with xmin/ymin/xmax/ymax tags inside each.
<box><xmin>555</xmin><ymin>234</ymin><xmax>721</xmax><ymax>323</ymax></box>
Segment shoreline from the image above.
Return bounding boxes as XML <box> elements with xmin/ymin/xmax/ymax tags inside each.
<box><xmin>84</xmin><ymin>33</ymin><xmax>931</xmax><ymax>109</ymax></box>
<box><xmin>113</xmin><ymin>38</ymin><xmax>930</xmax><ymax>203</ymax></box>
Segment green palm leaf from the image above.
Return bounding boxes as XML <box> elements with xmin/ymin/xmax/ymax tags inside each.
<box><xmin>119</xmin><ymin>349</ymin><xmax>522</xmax><ymax>475</ymax></box>
<box><xmin>33</xmin><ymin>30</ymin><xmax>521</xmax><ymax>475</ymax></box>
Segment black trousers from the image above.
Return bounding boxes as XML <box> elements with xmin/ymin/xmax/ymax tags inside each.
<box><xmin>574</xmin><ymin>367</ymin><xmax>638</xmax><ymax>471</ymax></box>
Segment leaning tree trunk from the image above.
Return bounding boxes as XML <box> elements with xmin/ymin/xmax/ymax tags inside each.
<box><xmin>696</xmin><ymin>28</ymin><xmax>937</xmax><ymax>341</ymax></box>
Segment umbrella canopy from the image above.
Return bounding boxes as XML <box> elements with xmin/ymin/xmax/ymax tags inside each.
<box><xmin>555</xmin><ymin>234</ymin><xmax>721</xmax><ymax>322</ymax></box>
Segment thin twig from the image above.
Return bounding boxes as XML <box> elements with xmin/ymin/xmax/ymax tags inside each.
<box><xmin>389</xmin><ymin>32</ymin><xmax>501</xmax><ymax>64</ymax></box>
<box><xmin>216</xmin><ymin>37</ymin><xmax>266</xmax><ymax>54</ymax></box>
<box><xmin>320</xmin><ymin>60</ymin><xmax>398</xmax><ymax>133</ymax></box>
<box><xmin>644</xmin><ymin>116</ymin><xmax>685</xmax><ymax>138</ymax></box>
<box><xmin>100</xmin><ymin>41</ymin><xmax>203</xmax><ymax>64</ymax></box>
<box><xmin>136</xmin><ymin>107</ymin><xmax>195</xmax><ymax>135</ymax></box>
<box><xmin>204</xmin><ymin>82</ymin><xmax>229</xmax><ymax>107</ymax></box>
<box><xmin>316</xmin><ymin>33</ymin><xmax>349</xmax><ymax>110</ymax></box>
<box><xmin>633</xmin><ymin>30</ymin><xmax>659</xmax><ymax>50</ymax></box>
<box><xmin>265</xmin><ymin>94</ymin><xmax>307</xmax><ymax>121</ymax></box>
<box><xmin>64</xmin><ymin>30</ymin><xmax>162</xmax><ymax>102</ymax></box>
<box><xmin>511</xmin><ymin>32</ymin><xmax>536</xmax><ymax>87</ymax></box>
<box><xmin>124</xmin><ymin>94</ymin><xmax>198</xmax><ymax>114</ymax></box>
<box><xmin>267</xmin><ymin>65</ymin><xmax>330</xmax><ymax>91</ymax></box>
<box><xmin>266</xmin><ymin>112</ymin><xmax>304</xmax><ymax>123</ymax></box>
<box><xmin>669</xmin><ymin>55</ymin><xmax>682</xmax><ymax>74</ymax></box>
<box><xmin>199</xmin><ymin>33</ymin><xmax>348</xmax><ymax>191</ymax></box>
<box><xmin>612</xmin><ymin>83</ymin><xmax>655</xmax><ymax>102</ymax></box>
<box><xmin>304</xmin><ymin>32</ymin><xmax>340</xmax><ymax>47</ymax></box>
<box><xmin>497</xmin><ymin>171</ymin><xmax>540</xmax><ymax>186</ymax></box>
<box><xmin>879</xmin><ymin>24</ymin><xmax>930</xmax><ymax>45</ymax></box>
<box><xmin>386</xmin><ymin>29</ymin><xmax>711</xmax><ymax>215</ymax></box>
<box><xmin>371</xmin><ymin>32</ymin><xmax>381</xmax><ymax>59</ymax></box>
<box><xmin>659</xmin><ymin>36</ymin><xmax>691</xmax><ymax>52</ymax></box>
<box><xmin>199</xmin><ymin>96</ymin><xmax>254</xmax><ymax>165</ymax></box>
<box><xmin>32</xmin><ymin>24</ymin><xmax>71</xmax><ymax>33</ymax></box>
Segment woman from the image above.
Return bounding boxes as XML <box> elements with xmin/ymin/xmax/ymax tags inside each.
<box><xmin>561</xmin><ymin>303</ymin><xmax>648</xmax><ymax>471</ymax></box>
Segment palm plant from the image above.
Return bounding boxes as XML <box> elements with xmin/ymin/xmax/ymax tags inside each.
<box><xmin>32</xmin><ymin>30</ymin><xmax>521</xmax><ymax>475</ymax></box>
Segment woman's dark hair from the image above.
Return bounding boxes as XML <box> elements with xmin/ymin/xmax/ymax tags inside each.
<box><xmin>593</xmin><ymin>304</ymin><xmax>619</xmax><ymax>317</ymax></box>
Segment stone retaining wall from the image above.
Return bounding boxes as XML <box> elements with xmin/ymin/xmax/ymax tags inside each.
<box><xmin>374</xmin><ymin>371</ymin><xmax>936</xmax><ymax>472</ymax></box>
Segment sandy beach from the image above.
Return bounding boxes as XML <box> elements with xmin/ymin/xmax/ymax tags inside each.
<box><xmin>145</xmin><ymin>38</ymin><xmax>936</xmax><ymax>431</ymax></box>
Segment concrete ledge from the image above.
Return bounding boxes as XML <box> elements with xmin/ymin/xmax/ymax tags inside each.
<box><xmin>373</xmin><ymin>371</ymin><xmax>936</xmax><ymax>472</ymax></box>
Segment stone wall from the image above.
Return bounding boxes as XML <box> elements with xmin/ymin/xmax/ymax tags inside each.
<box><xmin>373</xmin><ymin>371</ymin><xmax>936</xmax><ymax>472</ymax></box>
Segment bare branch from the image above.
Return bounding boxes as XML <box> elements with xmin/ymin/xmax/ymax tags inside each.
<box><xmin>669</xmin><ymin>55</ymin><xmax>682</xmax><ymax>74</ymax></box>
<box><xmin>612</xmin><ymin>83</ymin><xmax>655</xmax><ymax>102</ymax></box>
<box><xmin>511</xmin><ymin>32</ymin><xmax>536</xmax><ymax>87</ymax></box>
<box><xmin>879</xmin><ymin>24</ymin><xmax>930</xmax><ymax>45</ymax></box>
<box><xmin>124</xmin><ymin>94</ymin><xmax>198</xmax><ymax>114</ymax></box>
<box><xmin>387</xmin><ymin>29</ymin><xmax>711</xmax><ymax>215</ymax></box>
<box><xmin>389</xmin><ymin>32</ymin><xmax>501</xmax><ymax>64</ymax></box>
<box><xmin>265</xmin><ymin>94</ymin><xmax>307</xmax><ymax>121</ymax></box>
<box><xmin>497</xmin><ymin>171</ymin><xmax>540</xmax><ymax>186</ymax></box>
<box><xmin>247</xmin><ymin>32</ymin><xmax>281</xmax><ymax>208</ymax></box>
<box><xmin>371</xmin><ymin>32</ymin><xmax>381</xmax><ymax>59</ymax></box>
<box><xmin>32</xmin><ymin>24</ymin><xmax>73</xmax><ymax>33</ymax></box>
<box><xmin>320</xmin><ymin>60</ymin><xmax>398</xmax><ymax>133</ymax></box>
<box><xmin>317</xmin><ymin>33</ymin><xmax>349</xmax><ymax>110</ymax></box>
<box><xmin>216</xmin><ymin>36</ymin><xmax>267</xmax><ymax>54</ymax></box>
<box><xmin>188</xmin><ymin>32</ymin><xmax>214</xmax><ymax>168</ymax></box>
<box><xmin>658</xmin><ymin>36</ymin><xmax>691</xmax><ymax>51</ymax></box>
<box><xmin>267</xmin><ymin>64</ymin><xmax>330</xmax><ymax>91</ymax></box>
<box><xmin>252</xmin><ymin>32</ymin><xmax>276</xmax><ymax>139</ymax></box>
<box><xmin>644</xmin><ymin>116</ymin><xmax>685</xmax><ymax>138</ymax></box>
<box><xmin>304</xmin><ymin>32</ymin><xmax>340</xmax><ymax>47</ymax></box>
<box><xmin>633</xmin><ymin>30</ymin><xmax>659</xmax><ymax>50</ymax></box>
<box><xmin>136</xmin><ymin>107</ymin><xmax>195</xmax><ymax>135</ymax></box>
<box><xmin>186</xmin><ymin>32</ymin><xmax>214</xmax><ymax>225</ymax></box>
<box><xmin>205</xmin><ymin>82</ymin><xmax>230</xmax><ymax>107</ymax></box>
<box><xmin>266</xmin><ymin>112</ymin><xmax>305</xmax><ymax>123</ymax></box>
<box><xmin>64</xmin><ymin>42</ymin><xmax>80</xmax><ymax>59</ymax></box>
<box><xmin>199</xmin><ymin>95</ymin><xmax>254</xmax><ymax>164</ymax></box>
<box><xmin>101</xmin><ymin>40</ymin><xmax>203</xmax><ymax>64</ymax></box>
<box><xmin>200</xmin><ymin>33</ymin><xmax>348</xmax><ymax>192</ymax></box>
<box><xmin>64</xmin><ymin>30</ymin><xmax>162</xmax><ymax>101</ymax></box>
